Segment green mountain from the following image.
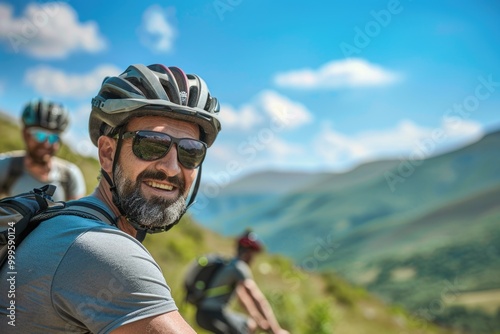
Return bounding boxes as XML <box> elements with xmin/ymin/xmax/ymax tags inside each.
<box><xmin>193</xmin><ymin>128</ymin><xmax>500</xmax><ymax>333</ymax></box>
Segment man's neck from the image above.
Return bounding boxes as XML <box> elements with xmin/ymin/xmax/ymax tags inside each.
<box><xmin>91</xmin><ymin>181</ymin><xmax>138</xmax><ymax>238</ymax></box>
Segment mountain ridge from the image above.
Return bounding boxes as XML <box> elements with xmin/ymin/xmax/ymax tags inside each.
<box><xmin>194</xmin><ymin>127</ymin><xmax>500</xmax><ymax>241</ymax></box>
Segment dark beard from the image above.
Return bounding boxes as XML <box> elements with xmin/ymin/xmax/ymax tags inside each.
<box><xmin>113</xmin><ymin>165</ymin><xmax>187</xmax><ymax>231</ymax></box>
<box><xmin>27</xmin><ymin>147</ymin><xmax>52</xmax><ymax>165</ymax></box>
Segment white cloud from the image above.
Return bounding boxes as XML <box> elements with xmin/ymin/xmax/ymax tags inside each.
<box><xmin>25</xmin><ymin>64</ymin><xmax>122</xmax><ymax>99</ymax></box>
<box><xmin>315</xmin><ymin>124</ymin><xmax>369</xmax><ymax>169</ymax></box>
<box><xmin>202</xmin><ymin>117</ymin><xmax>484</xmax><ymax>179</ymax></box>
<box><xmin>314</xmin><ymin>119</ymin><xmax>484</xmax><ymax>170</ymax></box>
<box><xmin>203</xmin><ymin>92</ymin><xmax>313</xmax><ymax>176</ymax></box>
<box><xmin>258</xmin><ymin>90</ymin><xmax>313</xmax><ymax>129</ymax></box>
<box><xmin>274</xmin><ymin>58</ymin><xmax>400</xmax><ymax>89</ymax></box>
<box><xmin>220</xmin><ymin>103</ymin><xmax>263</xmax><ymax>131</ymax></box>
<box><xmin>203</xmin><ymin>135</ymin><xmax>306</xmax><ymax>182</ymax></box>
<box><xmin>0</xmin><ymin>2</ymin><xmax>106</xmax><ymax>58</ymax></box>
<box><xmin>137</xmin><ymin>5</ymin><xmax>177</xmax><ymax>53</ymax></box>
<box><xmin>221</xmin><ymin>90</ymin><xmax>313</xmax><ymax>131</ymax></box>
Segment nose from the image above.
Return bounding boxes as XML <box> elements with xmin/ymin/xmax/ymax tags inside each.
<box><xmin>155</xmin><ymin>143</ymin><xmax>182</xmax><ymax>175</ymax></box>
<box><xmin>40</xmin><ymin>139</ymin><xmax>53</xmax><ymax>148</ymax></box>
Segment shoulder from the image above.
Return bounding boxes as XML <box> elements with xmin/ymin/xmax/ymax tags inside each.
<box><xmin>50</xmin><ymin>226</ymin><xmax>177</xmax><ymax>333</ymax></box>
<box><xmin>37</xmin><ymin>202</ymin><xmax>159</xmax><ymax>274</ymax></box>
<box><xmin>59</xmin><ymin>221</ymin><xmax>162</xmax><ymax>281</ymax></box>
<box><xmin>0</xmin><ymin>151</ymin><xmax>26</xmax><ymax>190</ymax></box>
<box><xmin>229</xmin><ymin>258</ymin><xmax>253</xmax><ymax>280</ymax></box>
<box><xmin>73</xmin><ymin>227</ymin><xmax>151</xmax><ymax>262</ymax></box>
<box><xmin>51</xmin><ymin>157</ymin><xmax>86</xmax><ymax>196</ymax></box>
<box><xmin>0</xmin><ymin>150</ymin><xmax>25</xmax><ymax>164</ymax></box>
<box><xmin>53</xmin><ymin>223</ymin><xmax>169</xmax><ymax>300</ymax></box>
<box><xmin>0</xmin><ymin>150</ymin><xmax>25</xmax><ymax>159</ymax></box>
<box><xmin>234</xmin><ymin>258</ymin><xmax>251</xmax><ymax>271</ymax></box>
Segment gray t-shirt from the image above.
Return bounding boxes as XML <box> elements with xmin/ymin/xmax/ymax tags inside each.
<box><xmin>0</xmin><ymin>151</ymin><xmax>86</xmax><ymax>201</ymax></box>
<box><xmin>199</xmin><ymin>258</ymin><xmax>252</xmax><ymax>310</ymax></box>
<box><xmin>0</xmin><ymin>196</ymin><xmax>177</xmax><ymax>333</ymax></box>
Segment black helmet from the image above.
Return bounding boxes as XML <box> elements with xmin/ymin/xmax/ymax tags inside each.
<box><xmin>22</xmin><ymin>99</ymin><xmax>69</xmax><ymax>133</ymax></box>
<box><xmin>89</xmin><ymin>64</ymin><xmax>221</xmax><ymax>147</ymax></box>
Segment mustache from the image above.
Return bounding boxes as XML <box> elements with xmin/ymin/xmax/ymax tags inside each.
<box><xmin>137</xmin><ymin>169</ymin><xmax>185</xmax><ymax>191</ymax></box>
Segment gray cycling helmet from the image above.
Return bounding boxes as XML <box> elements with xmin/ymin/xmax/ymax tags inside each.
<box><xmin>22</xmin><ymin>99</ymin><xmax>69</xmax><ymax>133</ymax></box>
<box><xmin>89</xmin><ymin>64</ymin><xmax>221</xmax><ymax>147</ymax></box>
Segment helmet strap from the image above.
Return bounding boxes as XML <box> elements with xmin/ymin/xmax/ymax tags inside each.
<box><xmin>186</xmin><ymin>164</ymin><xmax>202</xmax><ymax>209</ymax></box>
<box><xmin>135</xmin><ymin>230</ymin><xmax>147</xmax><ymax>242</ymax></box>
<box><xmin>107</xmin><ymin>126</ymin><xmax>127</xmax><ymax>215</ymax></box>
<box><xmin>101</xmin><ymin>127</ymin><xmax>142</xmax><ymax>239</ymax></box>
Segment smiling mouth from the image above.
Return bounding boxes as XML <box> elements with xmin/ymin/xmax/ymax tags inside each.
<box><xmin>145</xmin><ymin>181</ymin><xmax>174</xmax><ymax>191</ymax></box>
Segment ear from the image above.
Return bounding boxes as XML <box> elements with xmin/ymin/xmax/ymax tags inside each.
<box><xmin>98</xmin><ymin>136</ymin><xmax>116</xmax><ymax>174</ymax></box>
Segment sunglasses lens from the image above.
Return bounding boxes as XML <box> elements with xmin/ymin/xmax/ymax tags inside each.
<box><xmin>47</xmin><ymin>134</ymin><xmax>60</xmax><ymax>144</ymax></box>
<box><xmin>130</xmin><ymin>131</ymin><xmax>206</xmax><ymax>168</ymax></box>
<box><xmin>33</xmin><ymin>132</ymin><xmax>47</xmax><ymax>143</ymax></box>
<box><xmin>133</xmin><ymin>131</ymin><xmax>172</xmax><ymax>161</ymax></box>
<box><xmin>178</xmin><ymin>139</ymin><xmax>206</xmax><ymax>169</ymax></box>
<box><xmin>31</xmin><ymin>130</ymin><xmax>59</xmax><ymax>144</ymax></box>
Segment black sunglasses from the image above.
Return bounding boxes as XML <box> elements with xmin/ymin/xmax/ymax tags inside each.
<box><xmin>117</xmin><ymin>130</ymin><xmax>207</xmax><ymax>169</ymax></box>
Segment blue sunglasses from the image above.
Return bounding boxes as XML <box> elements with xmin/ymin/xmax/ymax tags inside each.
<box><xmin>29</xmin><ymin>129</ymin><xmax>60</xmax><ymax>145</ymax></box>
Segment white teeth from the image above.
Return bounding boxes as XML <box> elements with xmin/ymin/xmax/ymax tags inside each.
<box><xmin>147</xmin><ymin>181</ymin><xmax>173</xmax><ymax>190</ymax></box>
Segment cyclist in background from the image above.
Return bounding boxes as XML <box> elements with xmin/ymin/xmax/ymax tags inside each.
<box><xmin>195</xmin><ymin>230</ymin><xmax>290</xmax><ymax>334</ymax></box>
<box><xmin>0</xmin><ymin>99</ymin><xmax>86</xmax><ymax>200</ymax></box>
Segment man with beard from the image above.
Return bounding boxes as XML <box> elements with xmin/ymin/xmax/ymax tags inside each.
<box><xmin>0</xmin><ymin>64</ymin><xmax>222</xmax><ymax>333</ymax></box>
<box><xmin>0</xmin><ymin>99</ymin><xmax>86</xmax><ymax>200</ymax></box>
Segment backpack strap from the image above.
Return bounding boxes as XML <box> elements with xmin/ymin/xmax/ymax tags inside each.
<box><xmin>1</xmin><ymin>156</ymin><xmax>24</xmax><ymax>195</ymax></box>
<box><xmin>63</xmin><ymin>201</ymin><xmax>117</xmax><ymax>226</ymax></box>
<box><xmin>202</xmin><ymin>259</ymin><xmax>233</xmax><ymax>300</ymax></box>
<box><xmin>32</xmin><ymin>200</ymin><xmax>117</xmax><ymax>228</ymax></box>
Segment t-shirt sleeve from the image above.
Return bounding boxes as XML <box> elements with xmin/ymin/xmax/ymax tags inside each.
<box><xmin>235</xmin><ymin>260</ymin><xmax>253</xmax><ymax>281</ymax></box>
<box><xmin>51</xmin><ymin>228</ymin><xmax>177</xmax><ymax>334</ymax></box>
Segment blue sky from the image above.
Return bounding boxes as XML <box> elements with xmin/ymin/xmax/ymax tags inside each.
<box><xmin>1</xmin><ymin>0</ymin><xmax>499</xmax><ymax>186</ymax></box>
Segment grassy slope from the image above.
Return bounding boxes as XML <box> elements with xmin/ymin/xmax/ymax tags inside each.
<box><xmin>0</xmin><ymin>112</ymin><xmax>453</xmax><ymax>333</ymax></box>
<box><xmin>145</xmin><ymin>219</ymin><xmax>453</xmax><ymax>334</ymax></box>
